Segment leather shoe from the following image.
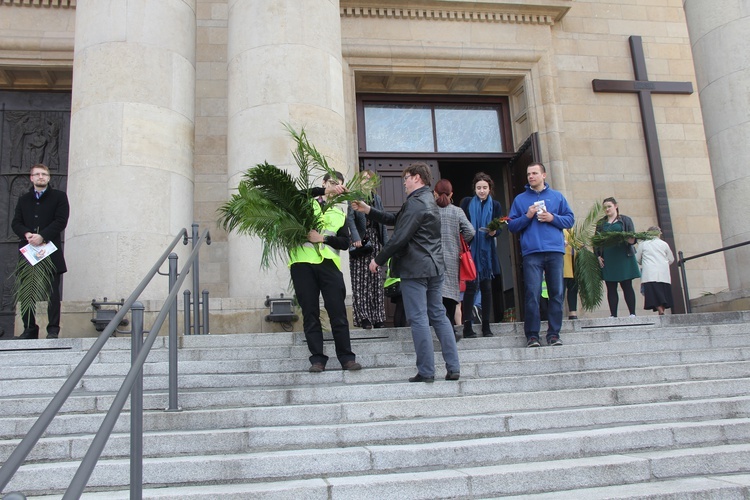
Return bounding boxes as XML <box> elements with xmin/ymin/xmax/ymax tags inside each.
<box><xmin>408</xmin><ymin>373</ymin><xmax>434</xmax><ymax>383</ymax></box>
<box><xmin>46</xmin><ymin>333</ymin><xmax>59</xmax><ymax>339</ymax></box>
<box><xmin>373</xmin><ymin>322</ymin><xmax>386</xmax><ymax>329</ymax></box>
<box><xmin>445</xmin><ymin>371</ymin><xmax>460</xmax><ymax>381</ymax></box>
<box><xmin>309</xmin><ymin>363</ymin><xmax>325</xmax><ymax>373</ymax></box>
<box><xmin>342</xmin><ymin>360</ymin><xmax>362</xmax><ymax>371</ymax></box>
<box><xmin>360</xmin><ymin>319</ymin><xmax>373</xmax><ymax>330</ymax></box>
<box><xmin>482</xmin><ymin>331</ymin><xmax>494</xmax><ymax>337</ymax></box>
<box><xmin>17</xmin><ymin>327</ymin><xmax>39</xmax><ymax>340</ymax></box>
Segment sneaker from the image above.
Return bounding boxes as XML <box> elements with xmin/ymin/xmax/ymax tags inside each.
<box><xmin>629</xmin><ymin>314</ymin><xmax>636</xmax><ymax>318</ymax></box>
<box><xmin>342</xmin><ymin>360</ymin><xmax>362</xmax><ymax>371</ymax></box>
<box><xmin>46</xmin><ymin>333</ymin><xmax>59</xmax><ymax>339</ymax></box>
<box><xmin>308</xmin><ymin>363</ymin><xmax>325</xmax><ymax>373</ymax></box>
<box><xmin>409</xmin><ymin>373</ymin><xmax>435</xmax><ymax>383</ymax></box>
<box><xmin>548</xmin><ymin>337</ymin><xmax>563</xmax><ymax>346</ymax></box>
<box><xmin>527</xmin><ymin>338</ymin><xmax>541</xmax><ymax>348</ymax></box>
<box><xmin>482</xmin><ymin>330</ymin><xmax>494</xmax><ymax>337</ymax></box>
<box><xmin>568</xmin><ymin>315</ymin><xmax>578</xmax><ymax>320</ymax></box>
<box><xmin>445</xmin><ymin>371</ymin><xmax>460</xmax><ymax>381</ymax></box>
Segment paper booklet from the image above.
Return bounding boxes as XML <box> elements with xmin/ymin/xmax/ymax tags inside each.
<box><xmin>20</xmin><ymin>241</ymin><xmax>57</xmax><ymax>266</ymax></box>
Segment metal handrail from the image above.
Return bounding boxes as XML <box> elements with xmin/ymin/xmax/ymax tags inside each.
<box><xmin>0</xmin><ymin>226</ymin><xmax>211</xmax><ymax>498</ymax></box>
<box><xmin>678</xmin><ymin>239</ymin><xmax>750</xmax><ymax>313</ymax></box>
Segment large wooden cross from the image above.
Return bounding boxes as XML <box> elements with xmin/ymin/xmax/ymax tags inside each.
<box><xmin>592</xmin><ymin>35</ymin><xmax>693</xmax><ymax>314</ymax></box>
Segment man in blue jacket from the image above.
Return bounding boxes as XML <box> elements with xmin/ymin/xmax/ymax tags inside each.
<box><xmin>508</xmin><ymin>162</ymin><xmax>574</xmax><ymax>347</ymax></box>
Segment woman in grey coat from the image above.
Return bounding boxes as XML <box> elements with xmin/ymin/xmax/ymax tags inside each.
<box><xmin>434</xmin><ymin>179</ymin><xmax>475</xmax><ymax>326</ymax></box>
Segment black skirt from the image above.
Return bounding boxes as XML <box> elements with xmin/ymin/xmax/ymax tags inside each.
<box><xmin>642</xmin><ymin>281</ymin><xmax>673</xmax><ymax>311</ymax></box>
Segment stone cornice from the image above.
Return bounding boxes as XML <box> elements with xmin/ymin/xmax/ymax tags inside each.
<box><xmin>341</xmin><ymin>0</ymin><xmax>571</xmax><ymax>25</ymax></box>
<box><xmin>0</xmin><ymin>0</ymin><xmax>75</xmax><ymax>7</ymax></box>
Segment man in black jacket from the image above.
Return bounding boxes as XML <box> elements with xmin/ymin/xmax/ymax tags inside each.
<box><xmin>11</xmin><ymin>163</ymin><xmax>70</xmax><ymax>339</ymax></box>
<box><xmin>352</xmin><ymin>162</ymin><xmax>460</xmax><ymax>382</ymax></box>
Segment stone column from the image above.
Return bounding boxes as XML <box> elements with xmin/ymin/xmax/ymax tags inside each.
<box><xmin>684</xmin><ymin>0</ymin><xmax>750</xmax><ymax>290</ymax></box>
<box><xmin>226</xmin><ymin>0</ymin><xmax>347</xmax><ymax>299</ymax></box>
<box><xmin>65</xmin><ymin>0</ymin><xmax>196</xmax><ymax>300</ymax></box>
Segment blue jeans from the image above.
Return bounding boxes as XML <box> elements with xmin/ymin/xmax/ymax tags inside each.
<box><xmin>400</xmin><ymin>275</ymin><xmax>460</xmax><ymax>377</ymax></box>
<box><xmin>522</xmin><ymin>252</ymin><xmax>564</xmax><ymax>341</ymax></box>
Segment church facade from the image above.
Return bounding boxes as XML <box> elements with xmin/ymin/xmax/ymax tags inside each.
<box><xmin>0</xmin><ymin>0</ymin><xmax>746</xmax><ymax>335</ymax></box>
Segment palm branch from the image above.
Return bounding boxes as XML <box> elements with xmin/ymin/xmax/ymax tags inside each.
<box><xmin>567</xmin><ymin>202</ymin><xmax>605</xmax><ymax>311</ymax></box>
<box><xmin>575</xmin><ymin>248</ymin><xmax>603</xmax><ymax>311</ymax></box>
<box><xmin>218</xmin><ymin>125</ymin><xmax>381</xmax><ymax>268</ymax></box>
<box><xmin>11</xmin><ymin>256</ymin><xmax>56</xmax><ymax>324</ymax></box>
<box><xmin>591</xmin><ymin>230</ymin><xmax>659</xmax><ymax>247</ymax></box>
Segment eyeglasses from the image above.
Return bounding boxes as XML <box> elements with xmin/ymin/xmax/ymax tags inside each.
<box><xmin>403</xmin><ymin>174</ymin><xmax>412</xmax><ymax>181</ymax></box>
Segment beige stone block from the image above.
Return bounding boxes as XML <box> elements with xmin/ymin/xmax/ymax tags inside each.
<box><xmin>229</xmin><ymin>0</ymin><xmax>341</xmax><ymax>59</ymax></box>
<box><xmin>582</xmin><ymin>17</ymin><xmax>609</xmax><ymax>35</ymax></box>
<box><xmin>195</xmin><ymin>182</ymin><xmax>227</xmax><ymax>202</ymax></box>
<box><xmin>195</xmin><ymin>134</ymin><xmax>227</xmax><ymax>156</ymax></box>
<box><xmin>684</xmin><ymin>0</ymin><xmax>743</xmax><ymax>41</ymax></box>
<box><xmin>608</xmin><ymin>20</ymin><xmax>669</xmax><ymax>38</ymax></box>
<box><xmin>197</xmin><ymin>43</ymin><xmax>227</xmax><ymax>63</ymax></box>
<box><xmin>121</xmin><ymin>103</ymin><xmax>194</xmax><ymax>177</ymax></box>
<box><xmin>199</xmin><ymin>98</ymin><xmax>228</xmax><ymax>117</ymax></box>
<box><xmin>72</xmin><ymin>43</ymin><xmax>183</xmax><ymax>111</ymax></box>
<box><xmin>197</xmin><ymin>79</ymin><xmax>228</xmax><ymax>99</ymax></box>
<box><xmin>68</xmin><ymin>103</ymin><xmax>123</xmax><ymax>169</ymax></box>
<box><xmin>74</xmin><ymin>1</ymin><xmax>127</xmax><ymax>48</ymax></box>
<box><xmin>682</xmin><ymin>124</ymin><xmax>706</xmax><ymax>141</ymax></box>
<box><xmin>125</xmin><ymin>0</ymin><xmax>197</xmax><ymax>63</ymax></box>
<box><xmin>196</xmin><ymin>116</ymin><xmax>228</xmax><ymax>136</ymax></box>
<box><xmin>207</xmin><ymin>26</ymin><xmax>228</xmax><ymax>45</ymax></box>
<box><xmin>194</xmin><ymin>154</ymin><xmax>227</xmax><ymax>175</ymax></box>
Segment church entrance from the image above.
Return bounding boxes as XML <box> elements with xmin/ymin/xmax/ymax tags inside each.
<box><xmin>0</xmin><ymin>91</ymin><xmax>71</xmax><ymax>338</ymax></box>
<box><xmin>356</xmin><ymin>93</ymin><xmax>530</xmax><ymax>327</ymax></box>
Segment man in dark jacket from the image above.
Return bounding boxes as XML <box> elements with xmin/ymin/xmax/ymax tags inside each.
<box><xmin>11</xmin><ymin>163</ymin><xmax>70</xmax><ymax>339</ymax></box>
<box><xmin>352</xmin><ymin>162</ymin><xmax>460</xmax><ymax>383</ymax></box>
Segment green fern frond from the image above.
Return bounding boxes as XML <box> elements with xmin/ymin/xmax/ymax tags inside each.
<box><xmin>11</xmin><ymin>256</ymin><xmax>56</xmax><ymax>324</ymax></box>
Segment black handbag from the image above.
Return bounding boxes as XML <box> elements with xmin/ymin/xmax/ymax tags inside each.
<box><xmin>384</xmin><ymin>281</ymin><xmax>401</xmax><ymax>298</ymax></box>
<box><xmin>349</xmin><ymin>239</ymin><xmax>373</xmax><ymax>257</ymax></box>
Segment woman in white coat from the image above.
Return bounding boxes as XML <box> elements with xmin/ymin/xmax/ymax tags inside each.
<box><xmin>636</xmin><ymin>226</ymin><xmax>675</xmax><ymax>315</ymax></box>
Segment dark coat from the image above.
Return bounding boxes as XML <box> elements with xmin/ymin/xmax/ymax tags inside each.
<box><xmin>11</xmin><ymin>187</ymin><xmax>70</xmax><ymax>273</ymax></box>
<box><xmin>368</xmin><ymin>186</ymin><xmax>445</xmax><ymax>279</ymax></box>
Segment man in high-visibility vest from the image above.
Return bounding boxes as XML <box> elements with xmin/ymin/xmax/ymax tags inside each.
<box><xmin>289</xmin><ymin>172</ymin><xmax>361</xmax><ymax>373</ymax></box>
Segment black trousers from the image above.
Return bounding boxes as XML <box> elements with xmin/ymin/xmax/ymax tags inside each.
<box><xmin>290</xmin><ymin>260</ymin><xmax>355</xmax><ymax>366</ymax></box>
<box><xmin>462</xmin><ymin>277</ymin><xmax>493</xmax><ymax>333</ymax></box>
<box><xmin>22</xmin><ymin>272</ymin><xmax>62</xmax><ymax>335</ymax></box>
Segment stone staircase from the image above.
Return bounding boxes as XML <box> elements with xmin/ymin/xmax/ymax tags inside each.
<box><xmin>2</xmin><ymin>311</ymin><xmax>750</xmax><ymax>498</ymax></box>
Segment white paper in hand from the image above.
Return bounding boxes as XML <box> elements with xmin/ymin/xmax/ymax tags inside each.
<box><xmin>20</xmin><ymin>241</ymin><xmax>58</xmax><ymax>266</ymax></box>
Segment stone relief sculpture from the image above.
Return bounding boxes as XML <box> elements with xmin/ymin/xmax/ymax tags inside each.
<box><xmin>5</xmin><ymin>111</ymin><xmax>64</xmax><ymax>172</ymax></box>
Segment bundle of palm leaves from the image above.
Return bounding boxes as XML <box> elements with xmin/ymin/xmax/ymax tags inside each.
<box><xmin>486</xmin><ymin>216</ymin><xmax>510</xmax><ymax>232</ymax></box>
<box><xmin>218</xmin><ymin>125</ymin><xmax>378</xmax><ymax>268</ymax></box>
<box><xmin>12</xmin><ymin>256</ymin><xmax>56</xmax><ymax>325</ymax></box>
<box><xmin>566</xmin><ymin>201</ymin><xmax>605</xmax><ymax>311</ymax></box>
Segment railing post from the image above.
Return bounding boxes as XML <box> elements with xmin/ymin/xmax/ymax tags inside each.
<box><xmin>130</xmin><ymin>302</ymin><xmax>144</xmax><ymax>500</ymax></box>
<box><xmin>167</xmin><ymin>253</ymin><xmax>181</xmax><ymax>411</ymax></box>
<box><xmin>183</xmin><ymin>290</ymin><xmax>191</xmax><ymax>335</ymax></box>
<box><xmin>191</xmin><ymin>223</ymin><xmax>201</xmax><ymax>334</ymax></box>
<box><xmin>679</xmin><ymin>250</ymin><xmax>692</xmax><ymax>314</ymax></box>
<box><xmin>202</xmin><ymin>289</ymin><xmax>210</xmax><ymax>335</ymax></box>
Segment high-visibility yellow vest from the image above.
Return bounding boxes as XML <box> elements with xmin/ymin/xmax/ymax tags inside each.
<box><xmin>288</xmin><ymin>200</ymin><xmax>346</xmax><ymax>269</ymax></box>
